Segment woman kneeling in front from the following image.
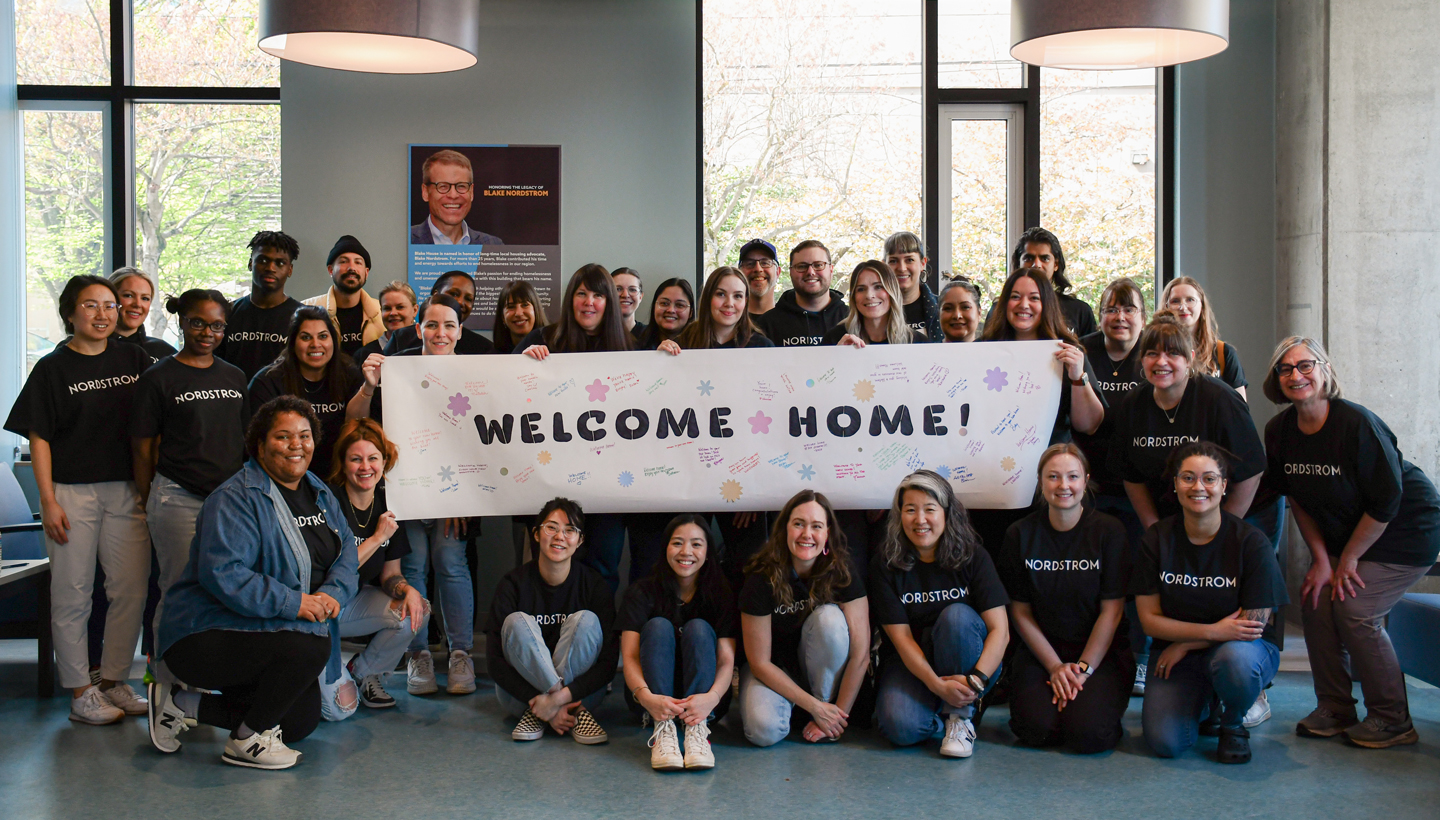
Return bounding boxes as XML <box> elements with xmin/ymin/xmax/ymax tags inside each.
<box><xmin>1000</xmin><ymin>445</ymin><xmax>1132</xmax><ymax>753</ymax></box>
<box><xmin>618</xmin><ymin>514</ymin><xmax>737</xmax><ymax>770</ymax></box>
<box><xmin>483</xmin><ymin>497</ymin><xmax>617</xmax><ymax>745</ymax></box>
<box><xmin>871</xmin><ymin>470</ymin><xmax>1009</xmax><ymax>758</ymax></box>
<box><xmin>1133</xmin><ymin>442</ymin><xmax>1289</xmax><ymax>764</ymax></box>
<box><xmin>149</xmin><ymin>396</ymin><xmax>359</xmax><ymax>770</ymax></box>
<box><xmin>739</xmin><ymin>490</ymin><xmax>869</xmax><ymax>746</ymax></box>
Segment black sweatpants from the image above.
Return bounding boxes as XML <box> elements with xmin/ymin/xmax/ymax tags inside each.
<box><xmin>1008</xmin><ymin>640</ymin><xmax>1133</xmax><ymax>754</ymax></box>
<box><xmin>164</xmin><ymin>629</ymin><xmax>329</xmax><ymax>741</ymax></box>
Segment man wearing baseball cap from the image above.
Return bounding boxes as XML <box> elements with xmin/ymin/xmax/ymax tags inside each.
<box><xmin>304</xmin><ymin>234</ymin><xmax>384</xmax><ymax>357</ymax></box>
<box><xmin>737</xmin><ymin>238</ymin><xmax>780</xmax><ymax>317</ymax></box>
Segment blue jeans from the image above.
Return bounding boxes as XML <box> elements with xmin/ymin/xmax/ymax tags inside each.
<box><xmin>320</xmin><ymin>586</ymin><xmax>431</xmax><ymax>721</ymax></box>
<box><xmin>401</xmin><ymin>520</ymin><xmax>473</xmax><ymax>653</ymax></box>
<box><xmin>579</xmin><ymin>513</ymin><xmax>626</xmax><ymax>593</ymax></box>
<box><xmin>876</xmin><ymin>602</ymin><xmax>996</xmax><ymax>746</ymax></box>
<box><xmin>495</xmin><ymin>609</ymin><xmax>606</xmax><ymax>716</ymax></box>
<box><xmin>739</xmin><ymin>603</ymin><xmax>851</xmax><ymax>747</ymax></box>
<box><xmin>1142</xmin><ymin>639</ymin><xmax>1280</xmax><ymax>757</ymax></box>
<box><xmin>640</xmin><ymin>617</ymin><xmax>717</xmax><ymax>699</ymax></box>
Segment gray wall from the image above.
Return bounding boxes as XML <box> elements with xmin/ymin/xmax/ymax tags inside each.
<box><xmin>280</xmin><ymin>0</ymin><xmax>697</xmax><ymax>310</ymax></box>
<box><xmin>1174</xmin><ymin>0</ymin><xmax>1278</xmax><ymax>431</ymax></box>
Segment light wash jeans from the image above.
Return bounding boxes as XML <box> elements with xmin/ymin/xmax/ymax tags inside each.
<box><xmin>46</xmin><ymin>481</ymin><xmax>150</xmax><ymax>688</ymax></box>
<box><xmin>739</xmin><ymin>603</ymin><xmax>851</xmax><ymax>747</ymax></box>
<box><xmin>147</xmin><ymin>473</ymin><xmax>205</xmax><ymax>638</ymax></box>
<box><xmin>875</xmin><ymin>602</ymin><xmax>995</xmax><ymax>746</ymax></box>
<box><xmin>401</xmin><ymin>519</ymin><xmax>473</xmax><ymax>653</ymax></box>
<box><xmin>320</xmin><ymin>585</ymin><xmax>431</xmax><ymax>721</ymax></box>
<box><xmin>1142</xmin><ymin>639</ymin><xmax>1280</xmax><ymax>757</ymax></box>
<box><xmin>495</xmin><ymin>610</ymin><xmax>606</xmax><ymax>716</ymax></box>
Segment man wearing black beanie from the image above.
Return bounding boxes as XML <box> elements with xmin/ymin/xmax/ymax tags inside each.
<box><xmin>304</xmin><ymin>234</ymin><xmax>384</xmax><ymax>357</ymax></box>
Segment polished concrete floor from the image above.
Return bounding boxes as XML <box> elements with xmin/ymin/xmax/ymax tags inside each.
<box><xmin>1</xmin><ymin>635</ymin><xmax>1437</xmax><ymax>820</ymax></box>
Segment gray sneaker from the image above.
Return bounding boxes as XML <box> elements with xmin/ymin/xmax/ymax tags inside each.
<box><xmin>407</xmin><ymin>650</ymin><xmax>438</xmax><ymax>696</ymax></box>
<box><xmin>70</xmin><ymin>685</ymin><xmax>124</xmax><ymax>725</ymax></box>
<box><xmin>1296</xmin><ymin>706</ymin><xmax>1358</xmax><ymax>738</ymax></box>
<box><xmin>1343</xmin><ymin>716</ymin><xmax>1419</xmax><ymax>749</ymax></box>
<box><xmin>446</xmin><ymin>650</ymin><xmax>476</xmax><ymax>695</ymax></box>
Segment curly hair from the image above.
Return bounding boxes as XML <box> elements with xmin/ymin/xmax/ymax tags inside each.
<box><xmin>247</xmin><ymin>230</ymin><xmax>299</xmax><ymax>263</ymax></box>
<box><xmin>328</xmin><ymin>417</ymin><xmax>399</xmax><ymax>484</ymax></box>
<box><xmin>745</xmin><ymin>489</ymin><xmax>852</xmax><ymax>608</ymax></box>
<box><xmin>245</xmin><ymin>395</ymin><xmax>321</xmax><ymax>460</ymax></box>
<box><xmin>879</xmin><ymin>470</ymin><xmax>983</xmax><ymax>572</ymax></box>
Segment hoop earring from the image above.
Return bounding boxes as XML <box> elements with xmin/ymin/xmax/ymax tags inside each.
<box><xmin>822</xmin><ymin>547</ymin><xmax>829</xmax><ymax>556</ymax></box>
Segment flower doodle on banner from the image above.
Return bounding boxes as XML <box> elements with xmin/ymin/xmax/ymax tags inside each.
<box><xmin>537</xmin><ymin>451</ymin><xmax>552</xmax><ymax>465</ymax></box>
<box><xmin>585</xmin><ymin>379</ymin><xmax>610</xmax><ymax>402</ymax></box>
<box><xmin>797</xmin><ymin>464</ymin><xmax>816</xmax><ymax>481</ymax></box>
<box><xmin>438</xmin><ymin>466</ymin><xmax>455</xmax><ymax>482</ymax></box>
<box><xmin>447</xmin><ymin>393</ymin><xmax>471</xmax><ymax>417</ymax></box>
<box><xmin>748</xmin><ymin>411</ymin><xmax>773</xmax><ymax>434</ymax></box>
<box><xmin>697</xmin><ymin>380</ymin><xmax>714</xmax><ymax>397</ymax></box>
<box><xmin>853</xmin><ymin>379</ymin><xmax>876</xmax><ymax>402</ymax></box>
<box><xmin>984</xmin><ymin>367</ymin><xmax>1009</xmax><ymax>392</ymax></box>
<box><xmin>720</xmin><ymin>479</ymin><xmax>743</xmax><ymax>502</ymax></box>
<box><xmin>618</xmin><ymin>471</ymin><xmax>634</xmax><ymax>487</ymax></box>
<box><xmin>1000</xmin><ymin>456</ymin><xmax>1016</xmax><ymax>472</ymax></box>
<box><xmin>934</xmin><ymin>465</ymin><xmax>951</xmax><ymax>479</ymax></box>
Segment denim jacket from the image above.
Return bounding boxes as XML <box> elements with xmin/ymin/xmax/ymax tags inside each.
<box><xmin>157</xmin><ymin>459</ymin><xmax>360</xmax><ymax>683</ymax></box>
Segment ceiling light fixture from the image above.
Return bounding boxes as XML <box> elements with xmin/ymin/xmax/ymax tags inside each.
<box><xmin>258</xmin><ymin>0</ymin><xmax>481</xmax><ymax>74</ymax></box>
<box><xmin>1010</xmin><ymin>0</ymin><xmax>1229</xmax><ymax>70</ymax></box>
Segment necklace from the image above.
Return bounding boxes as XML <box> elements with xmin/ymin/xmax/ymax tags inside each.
<box><xmin>1161</xmin><ymin>402</ymin><xmax>1180</xmax><ymax>424</ymax></box>
<box><xmin>346</xmin><ymin>492</ymin><xmax>375</xmax><ymax>529</ymax></box>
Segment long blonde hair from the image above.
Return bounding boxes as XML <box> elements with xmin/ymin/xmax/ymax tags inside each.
<box><xmin>843</xmin><ymin>259</ymin><xmax>912</xmax><ymax>343</ymax></box>
<box><xmin>1161</xmin><ymin>276</ymin><xmax>1223</xmax><ymax>376</ymax></box>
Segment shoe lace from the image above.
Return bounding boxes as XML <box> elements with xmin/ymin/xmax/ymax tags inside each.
<box><xmin>449</xmin><ymin>653</ymin><xmax>470</xmax><ymax>674</ymax></box>
<box><xmin>82</xmin><ymin>687</ymin><xmax>111</xmax><ymax>710</ymax></box>
<box><xmin>362</xmin><ymin>676</ymin><xmax>387</xmax><ymax>699</ymax></box>
<box><xmin>945</xmin><ymin>716</ymin><xmax>972</xmax><ymax>743</ymax></box>
<box><xmin>685</xmin><ymin>721</ymin><xmax>710</xmax><ymax>746</ymax></box>
<box><xmin>413</xmin><ymin>653</ymin><xmax>434</xmax><ymax>676</ymax></box>
<box><xmin>649</xmin><ymin>720</ymin><xmax>680</xmax><ymax>756</ymax></box>
<box><xmin>1358</xmin><ymin>715</ymin><xmax>1390</xmax><ymax>732</ymax></box>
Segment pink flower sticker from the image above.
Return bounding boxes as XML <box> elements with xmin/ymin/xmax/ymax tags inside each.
<box><xmin>585</xmin><ymin>379</ymin><xmax>610</xmax><ymax>402</ymax></box>
<box><xmin>748</xmin><ymin>410</ymin><xmax>773</xmax><ymax>434</ymax></box>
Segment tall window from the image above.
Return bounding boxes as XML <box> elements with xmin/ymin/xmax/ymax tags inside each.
<box><xmin>15</xmin><ymin>0</ymin><xmax>280</xmax><ymax>371</ymax></box>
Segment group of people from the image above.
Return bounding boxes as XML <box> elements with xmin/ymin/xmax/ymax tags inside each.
<box><xmin>7</xmin><ymin>226</ymin><xmax>1436</xmax><ymax>773</ymax></box>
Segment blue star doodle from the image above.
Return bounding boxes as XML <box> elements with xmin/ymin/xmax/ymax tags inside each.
<box><xmin>797</xmin><ymin>464</ymin><xmax>815</xmax><ymax>481</ymax></box>
<box><xmin>438</xmin><ymin>466</ymin><xmax>455</xmax><ymax>482</ymax></box>
<box><xmin>697</xmin><ymin>380</ymin><xmax>714</xmax><ymax>397</ymax></box>
<box><xmin>618</xmin><ymin>471</ymin><xmax>634</xmax><ymax>488</ymax></box>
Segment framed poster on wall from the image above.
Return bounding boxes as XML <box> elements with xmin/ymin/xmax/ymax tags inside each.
<box><xmin>407</xmin><ymin>144</ymin><xmax>561</xmax><ymax>330</ymax></box>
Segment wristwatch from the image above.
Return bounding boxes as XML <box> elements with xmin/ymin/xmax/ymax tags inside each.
<box><xmin>1077</xmin><ymin>660</ymin><xmax>1093</xmax><ymax>676</ymax></box>
<box><xmin>1069</xmin><ymin>371</ymin><xmax>1089</xmax><ymax>387</ymax></box>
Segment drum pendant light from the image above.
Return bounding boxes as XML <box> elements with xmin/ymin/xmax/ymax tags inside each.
<box><xmin>1009</xmin><ymin>0</ymin><xmax>1229</xmax><ymax>70</ymax></box>
<box><xmin>258</xmin><ymin>0</ymin><xmax>481</xmax><ymax>74</ymax></box>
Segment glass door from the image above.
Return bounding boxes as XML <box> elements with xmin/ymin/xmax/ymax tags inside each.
<box><xmin>935</xmin><ymin>103</ymin><xmax>1023</xmax><ymax>301</ymax></box>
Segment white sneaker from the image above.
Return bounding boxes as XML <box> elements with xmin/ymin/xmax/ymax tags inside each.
<box><xmin>1132</xmin><ymin>663</ymin><xmax>1147</xmax><ymax>696</ymax></box>
<box><xmin>648</xmin><ymin>718</ymin><xmax>683</xmax><ymax>770</ymax></box>
<box><xmin>70</xmin><ymin>685</ymin><xmax>124</xmax><ymax>725</ymax></box>
<box><xmin>222</xmin><ymin>727</ymin><xmax>301</xmax><ymax>770</ymax></box>
<box><xmin>407</xmin><ymin>650</ymin><xmax>438</xmax><ymax>695</ymax></box>
<box><xmin>102</xmin><ymin>682</ymin><xmax>148</xmax><ymax>716</ymax></box>
<box><xmin>446</xmin><ymin>650</ymin><xmax>476</xmax><ymax>695</ymax></box>
<box><xmin>147</xmin><ymin>678</ymin><xmax>189</xmax><ymax>754</ymax></box>
<box><xmin>1243</xmin><ymin>690</ymin><xmax>1272</xmax><ymax>728</ymax></box>
<box><xmin>939</xmin><ymin>714</ymin><xmax>975</xmax><ymax>758</ymax></box>
<box><xmin>683</xmin><ymin>721</ymin><xmax>715</xmax><ymax>770</ymax></box>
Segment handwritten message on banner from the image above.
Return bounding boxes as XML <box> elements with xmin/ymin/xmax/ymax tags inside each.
<box><xmin>381</xmin><ymin>342</ymin><xmax>1063</xmax><ymax>519</ymax></box>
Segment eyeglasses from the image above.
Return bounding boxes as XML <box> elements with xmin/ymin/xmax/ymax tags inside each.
<box><xmin>791</xmin><ymin>261</ymin><xmax>831</xmax><ymax>273</ymax></box>
<box><xmin>738</xmin><ymin>258</ymin><xmax>777</xmax><ymax>270</ymax></box>
<box><xmin>1176</xmin><ymin>472</ymin><xmax>1224</xmax><ymax>488</ymax></box>
<box><xmin>614</xmin><ymin>286</ymin><xmax>642</xmax><ymax>296</ymax></box>
<box><xmin>78</xmin><ymin>300</ymin><xmax>119</xmax><ymax>313</ymax></box>
<box><xmin>1100</xmin><ymin>306</ymin><xmax>1141</xmax><ymax>317</ymax></box>
<box><xmin>186</xmin><ymin>318</ymin><xmax>228</xmax><ymax>334</ymax></box>
<box><xmin>425</xmin><ymin>181</ymin><xmax>473</xmax><ymax>194</ymax></box>
<box><xmin>656</xmin><ymin>299</ymin><xmax>690</xmax><ymax>312</ymax></box>
<box><xmin>539</xmin><ymin>522</ymin><xmax>581</xmax><ymax>539</ymax></box>
<box><xmin>1274</xmin><ymin>359</ymin><xmax>1319</xmax><ymax>377</ymax></box>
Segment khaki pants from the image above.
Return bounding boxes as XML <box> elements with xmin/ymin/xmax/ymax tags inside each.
<box><xmin>1303</xmin><ymin>559</ymin><xmax>1429</xmax><ymax>726</ymax></box>
<box><xmin>45</xmin><ymin>481</ymin><xmax>151</xmax><ymax>689</ymax></box>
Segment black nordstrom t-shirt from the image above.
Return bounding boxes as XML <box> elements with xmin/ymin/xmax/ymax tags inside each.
<box><xmin>740</xmin><ymin>569</ymin><xmax>865</xmax><ymax>675</ymax></box>
<box><xmin>276</xmin><ymin>480</ymin><xmax>342</xmax><ymax>593</ymax></box>
<box><xmin>1075</xmin><ymin>332</ymin><xmax>1144</xmax><ymax>494</ymax></box>
<box><xmin>336</xmin><ymin>486</ymin><xmax>411</xmax><ymax>587</ymax></box>
<box><xmin>248</xmin><ymin>363</ymin><xmax>363</xmax><ymax>481</ymax></box>
<box><xmin>1265</xmin><ymin>399</ymin><xmax>1440</xmax><ymax>567</ymax></box>
<box><xmin>483</xmin><ymin>561</ymin><xmax>619</xmax><ymax>703</ymax></box>
<box><xmin>335</xmin><ymin>304</ymin><xmax>366</xmax><ymax>357</ymax></box>
<box><xmin>868</xmin><ymin>550</ymin><xmax>1008</xmax><ymax>660</ymax></box>
<box><xmin>1210</xmin><ymin>342</ymin><xmax>1248</xmax><ymax>391</ymax></box>
<box><xmin>1129</xmin><ymin>512</ymin><xmax>1289</xmax><ymax>653</ymax></box>
<box><xmin>1108</xmin><ymin>374</ymin><xmax>1266</xmax><ymax>519</ymax></box>
<box><xmin>215</xmin><ymin>296</ymin><xmax>302</xmax><ymax>380</ymax></box>
<box><xmin>902</xmin><ymin>297</ymin><xmax>932</xmax><ymax>340</ymax></box>
<box><xmin>115</xmin><ymin>330</ymin><xmax>177</xmax><ymax>365</ymax></box>
<box><xmin>616</xmin><ymin>576</ymin><xmax>739</xmax><ymax>638</ymax></box>
<box><xmin>130</xmin><ymin>357</ymin><xmax>249</xmax><ymax>497</ymax></box>
<box><xmin>998</xmin><ymin>509</ymin><xmax>1129</xmax><ymax>645</ymax></box>
<box><xmin>5</xmin><ymin>341</ymin><xmax>150</xmax><ymax>484</ymax></box>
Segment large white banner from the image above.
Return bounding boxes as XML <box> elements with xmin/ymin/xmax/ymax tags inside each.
<box><xmin>381</xmin><ymin>341</ymin><xmax>1063</xmax><ymax>519</ymax></box>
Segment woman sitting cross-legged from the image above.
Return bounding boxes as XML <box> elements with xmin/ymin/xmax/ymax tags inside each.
<box><xmin>1133</xmin><ymin>441</ymin><xmax>1290</xmax><ymax>764</ymax></box>
<box><xmin>870</xmin><ymin>470</ymin><xmax>1009</xmax><ymax>759</ymax></box>
<box><xmin>148</xmin><ymin>396</ymin><xmax>359</xmax><ymax>770</ymax></box>
<box><xmin>317</xmin><ymin>418</ymin><xmax>430</xmax><ymax>720</ymax></box>
<box><xmin>618</xmin><ymin>514</ymin><xmax>737</xmax><ymax>771</ymax></box>
<box><xmin>1000</xmin><ymin>444</ymin><xmax>1133</xmax><ymax>754</ymax></box>
<box><xmin>739</xmin><ymin>490</ymin><xmax>869</xmax><ymax>747</ymax></box>
<box><xmin>483</xmin><ymin>497</ymin><xmax>618</xmax><ymax>745</ymax></box>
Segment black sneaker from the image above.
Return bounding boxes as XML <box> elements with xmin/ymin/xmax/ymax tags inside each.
<box><xmin>358</xmin><ymin>674</ymin><xmax>396</xmax><ymax>708</ymax></box>
<box><xmin>1217</xmin><ymin>725</ymin><xmax>1252</xmax><ymax>764</ymax></box>
<box><xmin>571</xmin><ymin>707</ymin><xmax>608</xmax><ymax>745</ymax></box>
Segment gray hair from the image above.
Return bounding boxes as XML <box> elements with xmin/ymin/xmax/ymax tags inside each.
<box><xmin>1262</xmin><ymin>335</ymin><xmax>1343</xmax><ymax>405</ymax></box>
<box><xmin>878</xmin><ymin>470</ymin><xmax>981</xmax><ymax>572</ymax></box>
<box><xmin>108</xmin><ymin>266</ymin><xmax>155</xmax><ymax>294</ymax></box>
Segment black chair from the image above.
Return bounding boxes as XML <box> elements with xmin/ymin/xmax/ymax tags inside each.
<box><xmin>0</xmin><ymin>460</ymin><xmax>54</xmax><ymax>695</ymax></box>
